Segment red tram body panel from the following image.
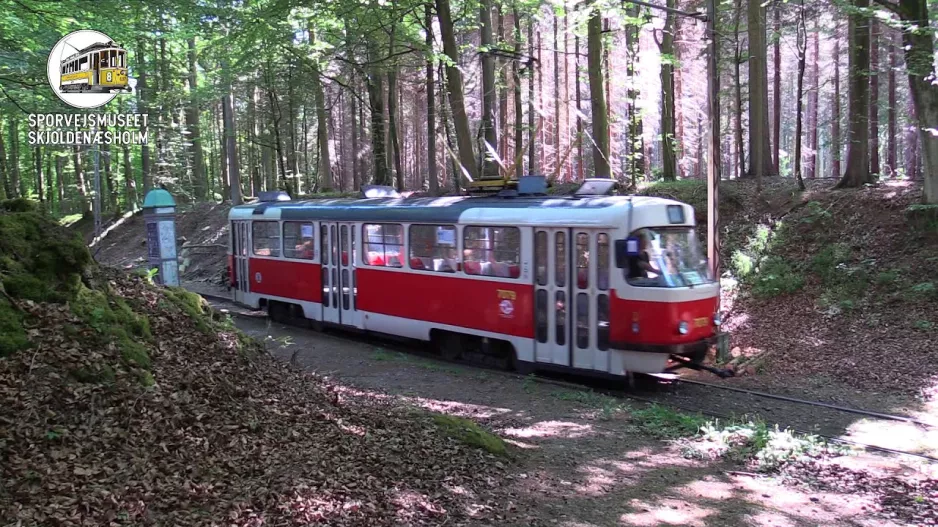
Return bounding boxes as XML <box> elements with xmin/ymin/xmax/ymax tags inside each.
<box><xmin>227</xmin><ymin>184</ymin><xmax>723</xmax><ymax>379</ymax></box>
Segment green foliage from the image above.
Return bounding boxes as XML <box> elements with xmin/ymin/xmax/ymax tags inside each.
<box><xmin>0</xmin><ymin>204</ymin><xmax>93</xmax><ymax>303</ymax></box>
<box><xmin>905</xmin><ymin>204</ymin><xmax>938</xmax><ymax>233</ymax></box>
<box><xmin>432</xmin><ymin>414</ymin><xmax>508</xmax><ymax>456</ymax></box>
<box><xmin>70</xmin><ymin>284</ymin><xmax>152</xmax><ymax>371</ymax></box>
<box><xmin>630</xmin><ymin>404</ymin><xmax>707</xmax><ymax>439</ymax></box>
<box><xmin>906</xmin><ymin>281</ymin><xmax>937</xmax><ymax>301</ymax></box>
<box><xmin>0</xmin><ymin>296</ymin><xmax>29</xmax><ymax>357</ymax></box>
<box><xmin>70</xmin><ymin>364</ymin><xmax>117</xmax><ymax>384</ymax></box>
<box><xmin>162</xmin><ymin>287</ymin><xmax>212</xmax><ymax>333</ymax></box>
<box><xmin>799</xmin><ymin>200</ymin><xmax>833</xmax><ymax>224</ymax></box>
<box><xmin>752</xmin><ymin>257</ymin><xmax>805</xmax><ymax>298</ymax></box>
<box><xmin>693</xmin><ymin>419</ymin><xmax>846</xmax><ymax>471</ymax></box>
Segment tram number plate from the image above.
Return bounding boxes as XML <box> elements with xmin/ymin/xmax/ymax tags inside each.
<box><xmin>693</xmin><ymin>317</ymin><xmax>709</xmax><ymax>328</ymax></box>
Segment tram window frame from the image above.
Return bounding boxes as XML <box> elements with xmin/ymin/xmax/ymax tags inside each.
<box><xmin>251</xmin><ymin>220</ymin><xmax>281</xmax><ymax>257</ymax></box>
<box><xmin>282</xmin><ymin>221</ymin><xmax>315</xmax><ymax>260</ymax></box>
<box><xmin>362</xmin><ymin>223</ymin><xmax>404</xmax><ymax>268</ymax></box>
<box><xmin>408</xmin><ymin>224</ymin><xmax>458</xmax><ymax>273</ymax></box>
<box><xmin>462</xmin><ymin>225</ymin><xmax>521</xmax><ymax>279</ymax></box>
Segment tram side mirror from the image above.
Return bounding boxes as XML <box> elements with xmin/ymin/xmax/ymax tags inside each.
<box><xmin>614</xmin><ymin>237</ymin><xmax>641</xmax><ymax>268</ymax></box>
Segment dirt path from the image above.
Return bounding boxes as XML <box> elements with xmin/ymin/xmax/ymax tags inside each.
<box><xmin>195</xmin><ymin>290</ymin><xmax>933</xmax><ymax>526</ymax></box>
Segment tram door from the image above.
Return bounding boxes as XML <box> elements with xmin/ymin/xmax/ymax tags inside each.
<box><xmin>231</xmin><ymin>221</ymin><xmax>251</xmax><ymax>305</ymax></box>
<box><xmin>533</xmin><ymin>229</ymin><xmax>572</xmax><ymax>366</ymax></box>
<box><xmin>321</xmin><ymin>222</ymin><xmax>359</xmax><ymax>327</ymax></box>
<box><xmin>534</xmin><ymin>229</ymin><xmax>611</xmax><ymax>371</ymax></box>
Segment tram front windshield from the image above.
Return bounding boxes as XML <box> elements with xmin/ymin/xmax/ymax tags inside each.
<box><xmin>625</xmin><ymin>227</ymin><xmax>712</xmax><ymax>287</ymax></box>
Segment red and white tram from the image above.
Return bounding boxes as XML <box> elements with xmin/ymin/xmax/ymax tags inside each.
<box><xmin>227</xmin><ymin>178</ymin><xmax>722</xmax><ymax>380</ymax></box>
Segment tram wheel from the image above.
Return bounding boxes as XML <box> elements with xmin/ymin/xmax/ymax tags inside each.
<box><xmin>437</xmin><ymin>333</ymin><xmax>464</xmax><ymax>361</ymax></box>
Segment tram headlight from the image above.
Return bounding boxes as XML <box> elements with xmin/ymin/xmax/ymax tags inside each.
<box><xmin>678</xmin><ymin>321</ymin><xmax>689</xmax><ymax>335</ymax></box>
<box><xmin>713</xmin><ymin>313</ymin><xmax>722</xmax><ymax>326</ymax></box>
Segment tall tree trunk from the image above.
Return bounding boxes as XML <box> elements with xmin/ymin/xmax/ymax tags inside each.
<box><xmin>806</xmin><ymin>26</ymin><xmax>819</xmax><ymax>179</ymax></box>
<box><xmin>55</xmin><ymin>153</ymin><xmax>65</xmax><ymax>209</ymax></box>
<box><xmin>832</xmin><ymin>22</ymin><xmax>842</xmax><ymax>178</ymax></box>
<box><xmin>388</xmin><ymin>68</ymin><xmax>404</xmax><ymax>191</ymax></box>
<box><xmin>563</xmin><ymin>10</ymin><xmax>571</xmax><ymax>181</ymax></box>
<box><xmin>73</xmin><ymin>146</ymin><xmax>90</xmax><ymax>213</ymax></box>
<box><xmin>186</xmin><ymin>37</ymin><xmax>208</xmax><ymax>201</ymax></box>
<box><xmin>793</xmin><ymin>0</ymin><xmax>807</xmax><ymax>190</ymax></box>
<box><xmin>309</xmin><ymin>27</ymin><xmax>333</xmax><ymax>192</ymax></box>
<box><xmin>479</xmin><ymin>0</ymin><xmax>499</xmax><ymax>179</ymax></box>
<box><xmin>748</xmin><ymin>0</ymin><xmax>774</xmax><ymax>182</ymax></box>
<box><xmin>658</xmin><ymin>2</ymin><xmax>678</xmax><ymax>181</ymax></box>
<box><xmin>366</xmin><ymin>67</ymin><xmax>389</xmax><ymax>186</ymax></box>
<box><xmin>223</xmin><ymin>93</ymin><xmax>242</xmax><ymax>204</ymax></box>
<box><xmin>772</xmin><ymin>3</ymin><xmax>781</xmax><ymax>174</ymax></box>
<box><xmin>512</xmin><ymin>8</ymin><xmax>524</xmax><ymax>177</ymax></box>
<box><xmin>836</xmin><ymin>0</ymin><xmax>872</xmax><ymax>189</ymax></box>
<box><xmin>734</xmin><ymin>0</ymin><xmax>745</xmax><ymax>179</ymax></box>
<box><xmin>426</xmin><ymin>3</ymin><xmax>439</xmax><ymax>195</ymax></box>
<box><xmin>869</xmin><ymin>17</ymin><xmax>881</xmax><ymax>177</ymax></box>
<box><xmin>887</xmin><ymin>27</ymin><xmax>898</xmax><ymax>177</ymax></box>
<box><xmin>436</xmin><ymin>0</ymin><xmax>478</xmax><ymax>180</ymax></box>
<box><xmin>123</xmin><ymin>140</ymin><xmax>136</xmax><ymax>208</ymax></box>
<box><xmin>587</xmin><ymin>8</ymin><xmax>610</xmax><ymax>178</ymax></box>
<box><xmin>528</xmin><ymin>20</ymin><xmax>538</xmax><ymax>174</ymax></box>
<box><xmin>33</xmin><ymin>146</ymin><xmax>44</xmax><ymax>203</ymax></box>
<box><xmin>497</xmin><ymin>7</ymin><xmax>509</xmax><ymax>166</ymax></box>
<box><xmin>103</xmin><ymin>143</ymin><xmax>115</xmax><ymax>212</ymax></box>
<box><xmin>897</xmin><ymin>0</ymin><xmax>938</xmax><ymax>201</ymax></box>
<box><xmin>9</xmin><ymin>120</ymin><xmax>21</xmax><ymax>198</ymax></box>
<box><xmin>553</xmin><ymin>13</ymin><xmax>561</xmax><ymax>176</ymax></box>
<box><xmin>136</xmin><ymin>40</ymin><xmax>152</xmax><ymax>193</ymax></box>
<box><xmin>674</xmin><ymin>15</ymin><xmax>684</xmax><ymax>178</ymax></box>
<box><xmin>0</xmin><ymin>121</ymin><xmax>8</xmax><ymax>199</ymax></box>
<box><xmin>576</xmin><ymin>33</ymin><xmax>584</xmax><ymax>181</ymax></box>
<box><xmin>625</xmin><ymin>4</ymin><xmax>642</xmax><ymax>186</ymax></box>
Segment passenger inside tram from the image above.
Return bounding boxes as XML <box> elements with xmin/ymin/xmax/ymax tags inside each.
<box><xmin>627</xmin><ymin>233</ymin><xmax>659</xmax><ymax>280</ymax></box>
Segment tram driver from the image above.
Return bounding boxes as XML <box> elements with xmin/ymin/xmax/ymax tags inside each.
<box><xmin>627</xmin><ymin>232</ymin><xmax>659</xmax><ymax>281</ymax></box>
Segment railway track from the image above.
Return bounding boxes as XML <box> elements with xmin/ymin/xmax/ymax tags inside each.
<box><xmin>198</xmin><ymin>291</ymin><xmax>938</xmax><ymax>464</ymax></box>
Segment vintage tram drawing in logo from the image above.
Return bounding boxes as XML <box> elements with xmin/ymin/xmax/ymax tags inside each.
<box><xmin>47</xmin><ymin>30</ymin><xmax>130</xmax><ymax>109</ymax></box>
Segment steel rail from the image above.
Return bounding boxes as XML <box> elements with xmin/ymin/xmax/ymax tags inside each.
<box><xmin>678</xmin><ymin>378</ymin><xmax>937</xmax><ymax>429</ymax></box>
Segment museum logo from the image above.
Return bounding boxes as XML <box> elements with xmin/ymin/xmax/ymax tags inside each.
<box><xmin>29</xmin><ymin>29</ymin><xmax>148</xmax><ymax>146</ymax></box>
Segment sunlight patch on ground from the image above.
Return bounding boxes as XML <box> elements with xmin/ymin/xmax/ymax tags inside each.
<box><xmin>406</xmin><ymin>396</ymin><xmax>513</xmax><ymax>420</ymax></box>
<box><xmin>573</xmin><ymin>465</ymin><xmax>622</xmax><ymax>496</ymax></box>
<box><xmin>677</xmin><ymin>478</ymin><xmax>736</xmax><ymax>500</ymax></box>
<box><xmin>744</xmin><ymin>511</ymin><xmax>799</xmax><ymax>527</ymax></box>
<box><xmin>502</xmin><ymin>438</ymin><xmax>540</xmax><ymax>449</ymax></box>
<box><xmin>844</xmin><ymin>419</ymin><xmax>938</xmax><ymax>457</ymax></box>
<box><xmin>619</xmin><ymin>498</ymin><xmax>715</xmax><ymax>526</ymax></box>
<box><xmin>501</xmin><ymin>420</ymin><xmax>594</xmax><ymax>439</ymax></box>
<box><xmin>722</xmin><ymin>312</ymin><xmax>750</xmax><ymax>333</ymax></box>
<box><xmin>732</xmin><ymin>473</ymin><xmax>875</xmax><ymax>525</ymax></box>
<box><xmin>393</xmin><ymin>490</ymin><xmax>447</xmax><ymax>519</ymax></box>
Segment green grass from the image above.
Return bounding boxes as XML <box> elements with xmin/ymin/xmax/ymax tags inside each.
<box><xmin>432</xmin><ymin>413</ymin><xmax>508</xmax><ymax>456</ymax></box>
<box><xmin>370</xmin><ymin>348</ymin><xmax>463</xmax><ymax>374</ymax></box>
<box><xmin>630</xmin><ymin>404</ymin><xmax>708</xmax><ymax>439</ymax></box>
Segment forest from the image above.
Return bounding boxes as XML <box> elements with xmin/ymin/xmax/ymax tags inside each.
<box><xmin>1</xmin><ymin>0</ymin><xmax>937</xmax><ymax>217</ymax></box>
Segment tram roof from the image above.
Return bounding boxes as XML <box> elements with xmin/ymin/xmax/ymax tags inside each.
<box><xmin>62</xmin><ymin>41</ymin><xmax>124</xmax><ymax>63</ymax></box>
<box><xmin>228</xmin><ymin>194</ymin><xmax>694</xmax><ymax>227</ymax></box>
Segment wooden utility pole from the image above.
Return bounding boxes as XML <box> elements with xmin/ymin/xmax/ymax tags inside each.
<box><xmin>706</xmin><ymin>0</ymin><xmax>720</xmax><ymax>281</ymax></box>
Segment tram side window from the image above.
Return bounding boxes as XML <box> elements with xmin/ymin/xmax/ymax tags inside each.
<box><xmin>463</xmin><ymin>226</ymin><xmax>521</xmax><ymax>278</ymax></box>
<box><xmin>252</xmin><ymin>221</ymin><xmax>281</xmax><ymax>257</ymax></box>
<box><xmin>363</xmin><ymin>223</ymin><xmax>403</xmax><ymax>267</ymax></box>
<box><xmin>283</xmin><ymin>221</ymin><xmax>315</xmax><ymax>260</ymax></box>
<box><xmin>409</xmin><ymin>225</ymin><xmax>458</xmax><ymax>273</ymax></box>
